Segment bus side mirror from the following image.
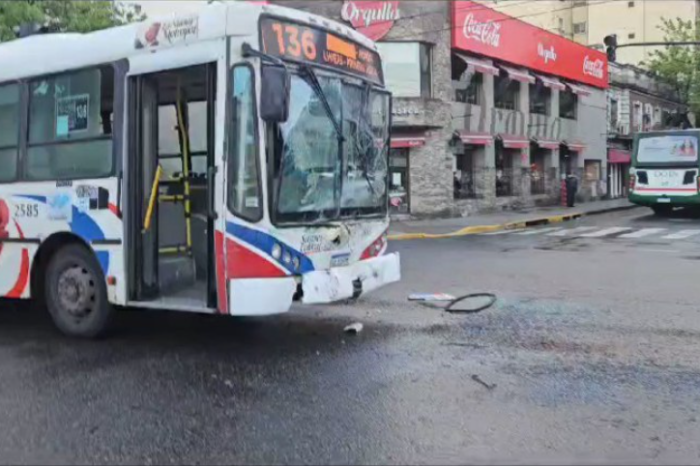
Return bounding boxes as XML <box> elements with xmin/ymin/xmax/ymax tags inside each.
<box><xmin>261</xmin><ymin>65</ymin><xmax>290</xmax><ymax>123</ymax></box>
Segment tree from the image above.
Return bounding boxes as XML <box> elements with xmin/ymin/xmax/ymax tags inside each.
<box><xmin>646</xmin><ymin>17</ymin><xmax>700</xmax><ymax>122</ymax></box>
<box><xmin>0</xmin><ymin>1</ymin><xmax>146</xmax><ymax>43</ymax></box>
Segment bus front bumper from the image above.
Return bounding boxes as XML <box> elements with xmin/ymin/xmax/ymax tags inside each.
<box><xmin>301</xmin><ymin>253</ymin><xmax>401</xmax><ymax>304</ymax></box>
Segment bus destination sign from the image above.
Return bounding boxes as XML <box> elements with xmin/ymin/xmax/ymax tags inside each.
<box><xmin>260</xmin><ymin>17</ymin><xmax>383</xmax><ymax>85</ymax></box>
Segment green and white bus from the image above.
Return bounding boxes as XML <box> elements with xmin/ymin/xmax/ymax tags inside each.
<box><xmin>629</xmin><ymin>130</ymin><xmax>700</xmax><ymax>215</ymax></box>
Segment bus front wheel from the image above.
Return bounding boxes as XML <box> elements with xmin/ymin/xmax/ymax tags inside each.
<box><xmin>45</xmin><ymin>244</ymin><xmax>114</xmax><ymax>339</ymax></box>
<box><xmin>651</xmin><ymin>205</ymin><xmax>673</xmax><ymax>216</ymax></box>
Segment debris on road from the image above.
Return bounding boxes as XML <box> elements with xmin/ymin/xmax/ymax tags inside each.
<box><xmin>471</xmin><ymin>374</ymin><xmax>497</xmax><ymax>391</ymax></box>
<box><xmin>344</xmin><ymin>322</ymin><xmax>364</xmax><ymax>334</ymax></box>
<box><xmin>408</xmin><ymin>293</ymin><xmax>456</xmax><ymax>302</ymax></box>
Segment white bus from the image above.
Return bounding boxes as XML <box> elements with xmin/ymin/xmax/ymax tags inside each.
<box><xmin>0</xmin><ymin>2</ymin><xmax>400</xmax><ymax>338</ymax></box>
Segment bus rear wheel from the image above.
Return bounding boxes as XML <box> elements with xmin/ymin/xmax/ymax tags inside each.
<box><xmin>651</xmin><ymin>205</ymin><xmax>673</xmax><ymax>216</ymax></box>
<box><xmin>45</xmin><ymin>244</ymin><xmax>114</xmax><ymax>339</ymax></box>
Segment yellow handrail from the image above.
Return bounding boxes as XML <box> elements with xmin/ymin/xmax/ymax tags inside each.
<box><xmin>143</xmin><ymin>164</ymin><xmax>163</xmax><ymax>232</ymax></box>
<box><xmin>175</xmin><ymin>87</ymin><xmax>193</xmax><ymax>253</ymax></box>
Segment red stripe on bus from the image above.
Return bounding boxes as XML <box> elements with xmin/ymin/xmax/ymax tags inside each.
<box><xmin>214</xmin><ymin>230</ymin><xmax>228</xmax><ymax>314</ymax></box>
<box><xmin>108</xmin><ymin>203</ymin><xmax>121</xmax><ymax>217</ymax></box>
<box><xmin>6</xmin><ymin>221</ymin><xmax>29</xmax><ymax>298</ymax></box>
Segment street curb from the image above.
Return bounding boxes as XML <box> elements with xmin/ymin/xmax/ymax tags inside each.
<box><xmin>388</xmin><ymin>204</ymin><xmax>639</xmax><ymax>241</ymax></box>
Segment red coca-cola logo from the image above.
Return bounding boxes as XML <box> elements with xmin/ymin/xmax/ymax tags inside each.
<box><xmin>462</xmin><ymin>13</ymin><xmax>501</xmax><ymax>48</ymax></box>
<box><xmin>341</xmin><ymin>1</ymin><xmax>400</xmax><ymax>41</ymax></box>
<box><xmin>583</xmin><ymin>55</ymin><xmax>605</xmax><ymax>79</ymax></box>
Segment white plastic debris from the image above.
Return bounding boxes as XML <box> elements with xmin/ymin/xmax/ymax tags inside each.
<box><xmin>408</xmin><ymin>293</ymin><xmax>456</xmax><ymax>302</ymax></box>
<box><xmin>343</xmin><ymin>322</ymin><xmax>364</xmax><ymax>334</ymax></box>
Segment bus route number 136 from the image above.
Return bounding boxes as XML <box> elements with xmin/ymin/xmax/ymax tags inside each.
<box><xmin>270</xmin><ymin>23</ymin><xmax>317</xmax><ymax>61</ymax></box>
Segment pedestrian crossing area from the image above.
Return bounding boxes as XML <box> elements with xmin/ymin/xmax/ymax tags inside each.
<box><xmin>479</xmin><ymin>226</ymin><xmax>700</xmax><ymax>241</ymax></box>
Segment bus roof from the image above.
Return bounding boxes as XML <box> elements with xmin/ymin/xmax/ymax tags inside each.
<box><xmin>0</xmin><ymin>1</ymin><xmax>376</xmax><ymax>83</ymax></box>
<box><xmin>635</xmin><ymin>129</ymin><xmax>700</xmax><ymax>139</ymax></box>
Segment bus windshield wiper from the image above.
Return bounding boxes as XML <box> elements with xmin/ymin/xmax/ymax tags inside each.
<box><xmin>299</xmin><ymin>65</ymin><xmax>344</xmax><ymax>143</ymax></box>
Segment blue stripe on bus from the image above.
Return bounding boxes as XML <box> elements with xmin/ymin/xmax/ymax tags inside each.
<box><xmin>226</xmin><ymin>222</ymin><xmax>314</xmax><ymax>274</ymax></box>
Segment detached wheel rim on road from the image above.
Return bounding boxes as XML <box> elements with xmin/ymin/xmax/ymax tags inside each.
<box><xmin>57</xmin><ymin>265</ymin><xmax>96</xmax><ymax>321</ymax></box>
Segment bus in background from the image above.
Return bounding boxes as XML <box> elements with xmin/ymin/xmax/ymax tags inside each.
<box><xmin>629</xmin><ymin>130</ymin><xmax>700</xmax><ymax>216</ymax></box>
<box><xmin>0</xmin><ymin>2</ymin><xmax>400</xmax><ymax>338</ymax></box>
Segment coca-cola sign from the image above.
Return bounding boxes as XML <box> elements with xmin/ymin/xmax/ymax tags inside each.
<box><xmin>462</xmin><ymin>13</ymin><xmax>501</xmax><ymax>47</ymax></box>
<box><xmin>583</xmin><ymin>55</ymin><xmax>605</xmax><ymax>79</ymax></box>
<box><xmin>341</xmin><ymin>1</ymin><xmax>400</xmax><ymax>41</ymax></box>
<box><xmin>452</xmin><ymin>1</ymin><xmax>608</xmax><ymax>88</ymax></box>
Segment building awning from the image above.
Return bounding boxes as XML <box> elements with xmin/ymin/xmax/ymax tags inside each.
<box><xmin>390</xmin><ymin>136</ymin><xmax>426</xmax><ymax>149</ymax></box>
<box><xmin>460</xmin><ymin>132</ymin><xmax>493</xmax><ymax>146</ymax></box>
<box><xmin>498</xmin><ymin>134</ymin><xmax>529</xmax><ymax>149</ymax></box>
<box><xmin>534</xmin><ymin>73</ymin><xmax>565</xmax><ymax>91</ymax></box>
<box><xmin>499</xmin><ymin>65</ymin><xmax>535</xmax><ymax>84</ymax></box>
<box><xmin>566</xmin><ymin>82</ymin><xmax>592</xmax><ymax>96</ymax></box>
<box><xmin>609</xmin><ymin>148</ymin><xmax>631</xmax><ymax>164</ymax></box>
<box><xmin>455</xmin><ymin>53</ymin><xmax>499</xmax><ymax>76</ymax></box>
<box><xmin>563</xmin><ymin>140</ymin><xmax>586</xmax><ymax>152</ymax></box>
<box><xmin>531</xmin><ymin>137</ymin><xmax>560</xmax><ymax>150</ymax></box>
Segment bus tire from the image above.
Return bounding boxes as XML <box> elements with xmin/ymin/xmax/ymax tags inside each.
<box><xmin>44</xmin><ymin>244</ymin><xmax>114</xmax><ymax>339</ymax></box>
<box><xmin>651</xmin><ymin>205</ymin><xmax>673</xmax><ymax>216</ymax></box>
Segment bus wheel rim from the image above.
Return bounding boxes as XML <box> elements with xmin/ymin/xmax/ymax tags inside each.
<box><xmin>57</xmin><ymin>266</ymin><xmax>96</xmax><ymax>319</ymax></box>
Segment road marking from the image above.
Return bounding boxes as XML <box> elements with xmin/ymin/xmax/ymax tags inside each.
<box><xmin>661</xmin><ymin>229</ymin><xmax>700</xmax><ymax>240</ymax></box>
<box><xmin>479</xmin><ymin>229</ymin><xmax>526</xmax><ymax>235</ymax></box>
<box><xmin>547</xmin><ymin>227</ymin><xmax>598</xmax><ymax>237</ymax></box>
<box><xmin>578</xmin><ymin>227</ymin><xmax>633</xmax><ymax>238</ymax></box>
<box><xmin>637</xmin><ymin>248</ymin><xmax>680</xmax><ymax>253</ymax></box>
<box><xmin>618</xmin><ymin>228</ymin><xmax>667</xmax><ymax>239</ymax></box>
<box><xmin>514</xmin><ymin>227</ymin><xmax>563</xmax><ymax>235</ymax></box>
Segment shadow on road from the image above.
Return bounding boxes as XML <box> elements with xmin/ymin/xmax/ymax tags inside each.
<box><xmin>0</xmin><ymin>299</ymin><xmax>389</xmax><ymax>357</ymax></box>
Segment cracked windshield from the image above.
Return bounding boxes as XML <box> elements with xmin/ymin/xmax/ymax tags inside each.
<box><xmin>277</xmin><ymin>74</ymin><xmax>388</xmax><ymax>222</ymax></box>
<box><xmin>4</xmin><ymin>0</ymin><xmax>700</xmax><ymax>464</ymax></box>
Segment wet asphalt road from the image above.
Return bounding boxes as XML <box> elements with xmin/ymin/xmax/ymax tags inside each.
<box><xmin>2</xmin><ymin>207</ymin><xmax>700</xmax><ymax>464</ymax></box>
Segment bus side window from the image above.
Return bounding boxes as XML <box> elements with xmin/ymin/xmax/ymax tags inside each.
<box><xmin>228</xmin><ymin>65</ymin><xmax>262</xmax><ymax>221</ymax></box>
<box><xmin>25</xmin><ymin>66</ymin><xmax>114</xmax><ymax>181</ymax></box>
<box><xmin>0</xmin><ymin>83</ymin><xmax>20</xmax><ymax>182</ymax></box>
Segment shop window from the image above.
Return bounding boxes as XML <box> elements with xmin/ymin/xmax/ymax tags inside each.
<box><xmin>0</xmin><ymin>83</ymin><xmax>19</xmax><ymax>182</ymax></box>
<box><xmin>610</xmin><ymin>98</ymin><xmax>619</xmax><ymax>130</ymax></box>
<box><xmin>584</xmin><ymin>160</ymin><xmax>601</xmax><ymax>181</ymax></box>
<box><xmin>529</xmin><ymin>82</ymin><xmax>551</xmax><ymax>115</ymax></box>
<box><xmin>26</xmin><ymin>66</ymin><xmax>114</xmax><ymax>180</ymax></box>
<box><xmin>495</xmin><ymin>146</ymin><xmax>514</xmax><ymax>197</ymax></box>
<box><xmin>455</xmin><ymin>73</ymin><xmax>483</xmax><ymax>105</ymax></box>
<box><xmin>376</xmin><ymin>42</ymin><xmax>431</xmax><ymax>98</ymax></box>
<box><xmin>454</xmin><ymin>150</ymin><xmax>476</xmax><ymax>199</ymax></box>
<box><xmin>494</xmin><ymin>70</ymin><xmax>520</xmax><ymax>111</ymax></box>
<box><xmin>389</xmin><ymin>148</ymin><xmax>409</xmax><ymax>214</ymax></box>
<box><xmin>559</xmin><ymin>88</ymin><xmax>578</xmax><ymax>120</ymax></box>
<box><xmin>530</xmin><ymin>150</ymin><xmax>547</xmax><ymax>195</ymax></box>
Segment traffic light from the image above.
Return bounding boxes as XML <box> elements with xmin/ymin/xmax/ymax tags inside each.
<box><xmin>604</xmin><ymin>34</ymin><xmax>618</xmax><ymax>62</ymax></box>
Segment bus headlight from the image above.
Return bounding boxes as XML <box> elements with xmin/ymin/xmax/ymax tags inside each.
<box><xmin>292</xmin><ymin>256</ymin><xmax>300</xmax><ymax>271</ymax></box>
<box><xmin>272</xmin><ymin>243</ymin><xmax>282</xmax><ymax>260</ymax></box>
<box><xmin>282</xmin><ymin>251</ymin><xmax>292</xmax><ymax>265</ymax></box>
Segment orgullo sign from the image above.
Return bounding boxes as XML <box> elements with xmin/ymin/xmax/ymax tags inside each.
<box><xmin>452</xmin><ymin>1</ymin><xmax>608</xmax><ymax>88</ymax></box>
<box><xmin>341</xmin><ymin>1</ymin><xmax>400</xmax><ymax>41</ymax></box>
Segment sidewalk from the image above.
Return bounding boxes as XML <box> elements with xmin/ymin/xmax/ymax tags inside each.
<box><xmin>389</xmin><ymin>198</ymin><xmax>637</xmax><ymax>240</ymax></box>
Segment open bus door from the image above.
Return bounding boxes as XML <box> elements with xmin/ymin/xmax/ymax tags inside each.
<box><xmin>126</xmin><ymin>62</ymin><xmax>220</xmax><ymax>311</ymax></box>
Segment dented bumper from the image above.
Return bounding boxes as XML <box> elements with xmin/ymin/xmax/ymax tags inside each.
<box><xmin>301</xmin><ymin>253</ymin><xmax>401</xmax><ymax>304</ymax></box>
